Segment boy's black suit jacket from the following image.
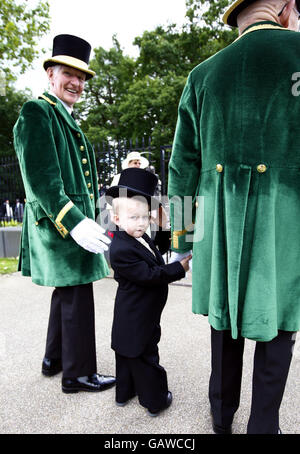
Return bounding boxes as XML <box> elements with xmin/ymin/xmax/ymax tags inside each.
<box><xmin>110</xmin><ymin>229</ymin><xmax>185</xmax><ymax>358</ymax></box>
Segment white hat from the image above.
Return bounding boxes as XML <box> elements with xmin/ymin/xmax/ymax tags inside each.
<box><xmin>121</xmin><ymin>152</ymin><xmax>149</xmax><ymax>170</ymax></box>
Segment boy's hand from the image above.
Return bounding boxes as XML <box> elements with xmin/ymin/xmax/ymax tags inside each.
<box><xmin>180</xmin><ymin>254</ymin><xmax>192</xmax><ymax>272</ymax></box>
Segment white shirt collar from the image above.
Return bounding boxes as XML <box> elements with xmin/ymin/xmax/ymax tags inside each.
<box><xmin>49</xmin><ymin>91</ymin><xmax>73</xmax><ymax>116</ymax></box>
<box><xmin>135</xmin><ymin>236</ymin><xmax>155</xmax><ymax>256</ymax></box>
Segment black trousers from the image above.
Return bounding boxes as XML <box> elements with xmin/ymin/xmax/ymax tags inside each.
<box><xmin>209</xmin><ymin>327</ymin><xmax>296</xmax><ymax>434</ymax></box>
<box><xmin>115</xmin><ymin>326</ymin><xmax>168</xmax><ymax>411</ymax></box>
<box><xmin>45</xmin><ymin>283</ymin><xmax>97</xmax><ymax>378</ymax></box>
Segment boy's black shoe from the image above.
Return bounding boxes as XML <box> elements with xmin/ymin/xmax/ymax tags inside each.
<box><xmin>116</xmin><ymin>394</ymin><xmax>136</xmax><ymax>407</ymax></box>
<box><xmin>210</xmin><ymin>409</ymin><xmax>232</xmax><ymax>434</ymax></box>
<box><xmin>148</xmin><ymin>391</ymin><xmax>172</xmax><ymax>417</ymax></box>
<box><xmin>42</xmin><ymin>357</ymin><xmax>62</xmax><ymax>376</ymax></box>
<box><xmin>212</xmin><ymin>421</ymin><xmax>232</xmax><ymax>434</ymax></box>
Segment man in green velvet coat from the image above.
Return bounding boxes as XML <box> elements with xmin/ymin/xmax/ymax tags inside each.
<box><xmin>14</xmin><ymin>34</ymin><xmax>115</xmax><ymax>393</ymax></box>
<box><xmin>168</xmin><ymin>0</ymin><xmax>299</xmax><ymax>434</ymax></box>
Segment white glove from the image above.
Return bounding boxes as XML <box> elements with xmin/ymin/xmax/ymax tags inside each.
<box><xmin>70</xmin><ymin>218</ymin><xmax>111</xmax><ymax>254</ymax></box>
<box><xmin>169</xmin><ymin>251</ymin><xmax>192</xmax><ymax>270</ymax></box>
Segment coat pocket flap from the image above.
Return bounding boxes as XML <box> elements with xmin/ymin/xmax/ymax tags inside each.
<box><xmin>34</xmin><ymin>204</ymin><xmax>48</xmax><ymax>222</ymax></box>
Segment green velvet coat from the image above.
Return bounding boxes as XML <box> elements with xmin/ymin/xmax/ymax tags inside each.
<box><xmin>168</xmin><ymin>22</ymin><xmax>300</xmax><ymax>341</ymax></box>
<box><xmin>13</xmin><ymin>92</ymin><xmax>109</xmax><ymax>286</ymax></box>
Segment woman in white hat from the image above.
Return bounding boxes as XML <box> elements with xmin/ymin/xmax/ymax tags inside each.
<box><xmin>110</xmin><ymin>151</ymin><xmax>149</xmax><ymax>187</ymax></box>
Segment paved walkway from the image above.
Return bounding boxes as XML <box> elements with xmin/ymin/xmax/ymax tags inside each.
<box><xmin>0</xmin><ymin>271</ymin><xmax>299</xmax><ymax>434</ymax></box>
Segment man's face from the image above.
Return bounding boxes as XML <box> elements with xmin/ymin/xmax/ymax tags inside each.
<box><xmin>47</xmin><ymin>65</ymin><xmax>86</xmax><ymax>107</ymax></box>
<box><xmin>115</xmin><ymin>198</ymin><xmax>150</xmax><ymax>238</ymax></box>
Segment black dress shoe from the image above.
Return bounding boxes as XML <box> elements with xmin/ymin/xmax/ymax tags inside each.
<box><xmin>210</xmin><ymin>413</ymin><xmax>232</xmax><ymax>434</ymax></box>
<box><xmin>212</xmin><ymin>422</ymin><xmax>232</xmax><ymax>434</ymax></box>
<box><xmin>42</xmin><ymin>357</ymin><xmax>62</xmax><ymax>377</ymax></box>
<box><xmin>62</xmin><ymin>373</ymin><xmax>116</xmax><ymax>394</ymax></box>
<box><xmin>210</xmin><ymin>408</ymin><xmax>232</xmax><ymax>434</ymax></box>
<box><xmin>148</xmin><ymin>391</ymin><xmax>173</xmax><ymax>417</ymax></box>
<box><xmin>116</xmin><ymin>396</ymin><xmax>135</xmax><ymax>407</ymax></box>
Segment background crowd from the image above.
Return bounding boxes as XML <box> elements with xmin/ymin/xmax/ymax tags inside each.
<box><xmin>0</xmin><ymin>198</ymin><xmax>24</xmax><ymax>223</ymax></box>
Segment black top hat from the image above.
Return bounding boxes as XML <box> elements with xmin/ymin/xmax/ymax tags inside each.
<box><xmin>43</xmin><ymin>34</ymin><xmax>95</xmax><ymax>79</ymax></box>
<box><xmin>223</xmin><ymin>0</ymin><xmax>255</xmax><ymax>27</ymax></box>
<box><xmin>106</xmin><ymin>168</ymin><xmax>159</xmax><ymax>208</ymax></box>
<box><xmin>224</xmin><ymin>0</ymin><xmax>300</xmax><ymax>27</ymax></box>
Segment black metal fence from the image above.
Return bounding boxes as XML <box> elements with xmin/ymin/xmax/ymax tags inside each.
<box><xmin>0</xmin><ymin>155</ymin><xmax>25</xmax><ymax>225</ymax></box>
<box><xmin>0</xmin><ymin>139</ymin><xmax>172</xmax><ymax>217</ymax></box>
<box><xmin>94</xmin><ymin>139</ymin><xmax>172</xmax><ymax>195</ymax></box>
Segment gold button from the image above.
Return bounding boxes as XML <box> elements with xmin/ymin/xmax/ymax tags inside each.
<box><xmin>257</xmin><ymin>164</ymin><xmax>267</xmax><ymax>173</ymax></box>
<box><xmin>80</xmin><ymin>145</ymin><xmax>85</xmax><ymax>151</ymax></box>
<box><xmin>35</xmin><ymin>221</ymin><xmax>39</xmax><ymax>225</ymax></box>
<box><xmin>77</xmin><ymin>133</ymin><xmax>81</xmax><ymax>138</ymax></box>
<box><xmin>82</xmin><ymin>158</ymin><xmax>87</xmax><ymax>164</ymax></box>
<box><xmin>195</xmin><ymin>201</ymin><xmax>199</xmax><ymax>208</ymax></box>
<box><xmin>48</xmin><ymin>214</ymin><xmax>53</xmax><ymax>218</ymax></box>
<box><xmin>87</xmin><ymin>182</ymin><xmax>91</xmax><ymax>188</ymax></box>
<box><xmin>90</xmin><ymin>194</ymin><xmax>94</xmax><ymax>200</ymax></box>
<box><xmin>85</xmin><ymin>171</ymin><xmax>90</xmax><ymax>176</ymax></box>
<box><xmin>216</xmin><ymin>164</ymin><xmax>223</xmax><ymax>173</ymax></box>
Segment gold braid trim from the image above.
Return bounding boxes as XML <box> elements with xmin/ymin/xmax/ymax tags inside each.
<box><xmin>235</xmin><ymin>24</ymin><xmax>290</xmax><ymax>42</ymax></box>
<box><xmin>39</xmin><ymin>94</ymin><xmax>56</xmax><ymax>105</ymax></box>
<box><xmin>172</xmin><ymin>224</ymin><xmax>194</xmax><ymax>249</ymax></box>
<box><xmin>54</xmin><ymin>201</ymin><xmax>74</xmax><ymax>238</ymax></box>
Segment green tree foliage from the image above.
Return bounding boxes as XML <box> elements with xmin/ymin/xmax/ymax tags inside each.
<box><xmin>0</xmin><ymin>87</ymin><xmax>30</xmax><ymax>202</ymax></box>
<box><xmin>78</xmin><ymin>36</ymin><xmax>136</xmax><ymax>144</ymax></box>
<box><xmin>0</xmin><ymin>0</ymin><xmax>50</xmax><ymax>158</ymax></box>
<box><xmin>185</xmin><ymin>0</ymin><xmax>237</xmax><ymax>54</ymax></box>
<box><xmin>80</xmin><ymin>0</ymin><xmax>237</xmax><ymax>160</ymax></box>
<box><xmin>0</xmin><ymin>0</ymin><xmax>50</xmax><ymax>81</ymax></box>
<box><xmin>186</xmin><ymin>0</ymin><xmax>232</xmax><ymax>28</ymax></box>
<box><xmin>0</xmin><ymin>87</ymin><xmax>30</xmax><ymax>157</ymax></box>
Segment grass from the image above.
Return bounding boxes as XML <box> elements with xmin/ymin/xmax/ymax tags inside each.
<box><xmin>0</xmin><ymin>258</ymin><xmax>19</xmax><ymax>274</ymax></box>
<box><xmin>0</xmin><ymin>221</ymin><xmax>22</xmax><ymax>227</ymax></box>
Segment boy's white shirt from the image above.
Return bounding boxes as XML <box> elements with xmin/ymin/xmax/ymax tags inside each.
<box><xmin>135</xmin><ymin>236</ymin><xmax>156</xmax><ymax>256</ymax></box>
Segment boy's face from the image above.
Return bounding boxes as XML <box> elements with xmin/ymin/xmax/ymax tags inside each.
<box><xmin>114</xmin><ymin>198</ymin><xmax>150</xmax><ymax>238</ymax></box>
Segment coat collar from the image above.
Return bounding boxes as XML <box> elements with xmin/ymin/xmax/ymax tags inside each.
<box><xmin>39</xmin><ymin>92</ymin><xmax>81</xmax><ymax>132</ymax></box>
<box><xmin>236</xmin><ymin>21</ymin><xmax>290</xmax><ymax>41</ymax></box>
<box><xmin>114</xmin><ymin>229</ymin><xmax>163</xmax><ymax>264</ymax></box>
<box><xmin>141</xmin><ymin>233</ymin><xmax>164</xmax><ymax>264</ymax></box>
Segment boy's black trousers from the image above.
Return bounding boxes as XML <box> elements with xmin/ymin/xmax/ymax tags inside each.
<box><xmin>115</xmin><ymin>325</ymin><xmax>168</xmax><ymax>412</ymax></box>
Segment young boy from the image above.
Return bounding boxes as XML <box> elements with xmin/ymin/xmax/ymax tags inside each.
<box><xmin>106</xmin><ymin>168</ymin><xmax>191</xmax><ymax>416</ymax></box>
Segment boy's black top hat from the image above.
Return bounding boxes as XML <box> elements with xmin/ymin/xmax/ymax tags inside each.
<box><xmin>43</xmin><ymin>34</ymin><xmax>95</xmax><ymax>79</ymax></box>
<box><xmin>106</xmin><ymin>168</ymin><xmax>159</xmax><ymax>207</ymax></box>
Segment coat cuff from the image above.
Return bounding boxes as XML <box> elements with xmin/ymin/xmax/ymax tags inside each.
<box><xmin>171</xmin><ymin>224</ymin><xmax>194</xmax><ymax>252</ymax></box>
<box><xmin>54</xmin><ymin>201</ymin><xmax>86</xmax><ymax>238</ymax></box>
